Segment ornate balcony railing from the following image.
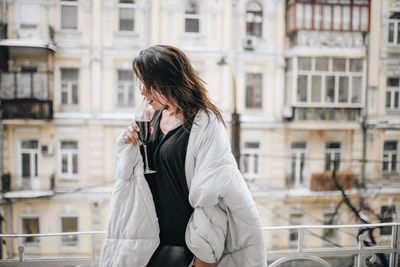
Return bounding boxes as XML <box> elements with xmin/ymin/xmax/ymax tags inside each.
<box><xmin>0</xmin><ymin>223</ymin><xmax>397</xmax><ymax>266</ymax></box>
<box><xmin>0</xmin><ymin>72</ymin><xmax>53</xmax><ymax>120</ymax></box>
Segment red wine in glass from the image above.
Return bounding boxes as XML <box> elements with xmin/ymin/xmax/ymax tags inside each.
<box><xmin>136</xmin><ymin>120</ymin><xmax>151</xmax><ymax>143</ymax></box>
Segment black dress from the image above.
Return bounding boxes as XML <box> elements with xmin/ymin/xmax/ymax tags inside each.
<box><xmin>143</xmin><ymin>110</ymin><xmax>194</xmax><ymax>267</ymax></box>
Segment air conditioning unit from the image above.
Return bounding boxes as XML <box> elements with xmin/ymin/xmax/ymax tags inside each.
<box><xmin>41</xmin><ymin>144</ymin><xmax>54</xmax><ymax>156</ymax></box>
<box><xmin>282</xmin><ymin>106</ymin><xmax>294</xmax><ymax>120</ymax></box>
<box><xmin>244</xmin><ymin>36</ymin><xmax>255</xmax><ymax>51</ymax></box>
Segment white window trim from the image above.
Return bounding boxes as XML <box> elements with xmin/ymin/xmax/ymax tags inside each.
<box><xmin>19</xmin><ymin>214</ymin><xmax>41</xmax><ymax>250</ymax></box>
<box><xmin>60</xmin><ymin>68</ymin><xmax>79</xmax><ymax>106</ymax></box>
<box><xmin>60</xmin><ymin>0</ymin><xmax>79</xmax><ymax>31</ymax></box>
<box><xmin>388</xmin><ymin>18</ymin><xmax>400</xmax><ymax>46</ymax></box>
<box><xmin>245</xmin><ymin>72</ymin><xmax>263</xmax><ymax>110</ymax></box>
<box><xmin>241</xmin><ymin>142</ymin><xmax>261</xmax><ymax>180</ymax></box>
<box><xmin>57</xmin><ymin>140</ymin><xmax>79</xmax><ymax>180</ymax></box>
<box><xmin>386</xmin><ymin>83</ymin><xmax>400</xmax><ymax>111</ymax></box>
<box><xmin>325</xmin><ymin>144</ymin><xmax>341</xmax><ymax>172</ymax></box>
<box><xmin>184</xmin><ymin>1</ymin><xmax>201</xmax><ymax>35</ymax></box>
<box><xmin>116</xmin><ymin>70</ymin><xmax>135</xmax><ymax>107</ymax></box>
<box><xmin>292</xmin><ymin>57</ymin><xmax>364</xmax><ymax>108</ymax></box>
<box><xmin>383</xmin><ymin>141</ymin><xmax>399</xmax><ymax>174</ymax></box>
<box><xmin>117</xmin><ymin>1</ymin><xmax>136</xmax><ymax>33</ymax></box>
<box><xmin>58</xmin><ymin>213</ymin><xmax>80</xmax><ymax>250</ymax></box>
<box><xmin>290</xmin><ymin>143</ymin><xmax>307</xmax><ymax>188</ymax></box>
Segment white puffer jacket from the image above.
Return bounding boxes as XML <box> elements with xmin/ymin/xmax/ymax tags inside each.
<box><xmin>99</xmin><ymin>110</ymin><xmax>267</xmax><ymax>267</ymax></box>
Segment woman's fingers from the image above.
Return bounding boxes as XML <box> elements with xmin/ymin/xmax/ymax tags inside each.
<box><xmin>124</xmin><ymin>122</ymin><xmax>140</xmax><ymax>144</ymax></box>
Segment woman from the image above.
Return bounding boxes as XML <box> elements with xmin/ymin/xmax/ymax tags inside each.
<box><xmin>99</xmin><ymin>45</ymin><xmax>266</xmax><ymax>267</ymax></box>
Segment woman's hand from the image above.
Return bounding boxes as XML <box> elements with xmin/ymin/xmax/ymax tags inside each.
<box><xmin>193</xmin><ymin>257</ymin><xmax>216</xmax><ymax>267</ymax></box>
<box><xmin>123</xmin><ymin>122</ymin><xmax>140</xmax><ymax>145</ymax></box>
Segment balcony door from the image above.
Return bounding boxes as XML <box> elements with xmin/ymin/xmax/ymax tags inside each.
<box><xmin>20</xmin><ymin>140</ymin><xmax>39</xmax><ymax>190</ymax></box>
<box><xmin>290</xmin><ymin>142</ymin><xmax>307</xmax><ymax>188</ymax></box>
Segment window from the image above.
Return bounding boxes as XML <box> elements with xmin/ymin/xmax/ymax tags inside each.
<box><xmin>289</xmin><ymin>211</ymin><xmax>303</xmax><ymax>245</ymax></box>
<box><xmin>325</xmin><ymin>142</ymin><xmax>341</xmax><ymax>171</ymax></box>
<box><xmin>245</xmin><ymin>73</ymin><xmax>263</xmax><ymax>108</ymax></box>
<box><xmin>294</xmin><ymin>57</ymin><xmax>363</xmax><ymax>105</ymax></box>
<box><xmin>61</xmin><ymin>0</ymin><xmax>78</xmax><ymax>30</ymax></box>
<box><xmin>184</xmin><ymin>0</ymin><xmax>200</xmax><ymax>33</ymax></box>
<box><xmin>323</xmin><ymin>210</ymin><xmax>339</xmax><ymax>240</ymax></box>
<box><xmin>246</xmin><ymin>2</ymin><xmax>263</xmax><ymax>37</ymax></box>
<box><xmin>388</xmin><ymin>12</ymin><xmax>400</xmax><ymax>45</ymax></box>
<box><xmin>117</xmin><ymin>70</ymin><xmax>134</xmax><ymax>107</ymax></box>
<box><xmin>59</xmin><ymin>141</ymin><xmax>79</xmax><ymax>178</ymax></box>
<box><xmin>22</xmin><ymin>217</ymin><xmax>40</xmax><ymax>246</ymax></box>
<box><xmin>383</xmin><ymin>141</ymin><xmax>399</xmax><ymax>174</ymax></box>
<box><xmin>61</xmin><ymin>68</ymin><xmax>79</xmax><ymax>105</ymax></box>
<box><xmin>290</xmin><ymin>142</ymin><xmax>306</xmax><ymax>188</ymax></box>
<box><xmin>20</xmin><ymin>140</ymin><xmax>39</xmax><ymax>179</ymax></box>
<box><xmin>380</xmin><ymin>205</ymin><xmax>397</xmax><ymax>236</ymax></box>
<box><xmin>20</xmin><ymin>3</ymin><xmax>39</xmax><ymax>29</ymax></box>
<box><xmin>118</xmin><ymin>0</ymin><xmax>135</xmax><ymax>31</ymax></box>
<box><xmin>61</xmin><ymin>216</ymin><xmax>78</xmax><ymax>246</ymax></box>
<box><xmin>386</xmin><ymin>78</ymin><xmax>400</xmax><ymax>111</ymax></box>
<box><xmin>241</xmin><ymin>142</ymin><xmax>260</xmax><ymax>179</ymax></box>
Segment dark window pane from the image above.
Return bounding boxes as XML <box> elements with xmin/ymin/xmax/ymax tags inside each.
<box><xmin>387</xmin><ymin>78</ymin><xmax>399</xmax><ymax>87</ymax></box>
<box><xmin>325</xmin><ymin>76</ymin><xmax>335</xmax><ymax>103</ymax></box>
<box><xmin>349</xmin><ymin>59</ymin><xmax>363</xmax><ymax>72</ymax></box>
<box><xmin>384</xmin><ymin>141</ymin><xmax>397</xmax><ymax>151</ymax></box>
<box><xmin>326</xmin><ymin>142</ymin><xmax>341</xmax><ymax>149</ymax></box>
<box><xmin>185</xmin><ymin>18</ymin><xmax>199</xmax><ymax>33</ymax></box>
<box><xmin>395</xmin><ymin>92</ymin><xmax>399</xmax><ymax>108</ymax></box>
<box><xmin>297</xmin><ymin>75</ymin><xmax>307</xmax><ymax>102</ymax></box>
<box><xmin>22</xmin><ymin>218</ymin><xmax>39</xmax><ymax>244</ymax></box>
<box><xmin>389</xmin><ymin>22</ymin><xmax>394</xmax><ymax>43</ymax></box>
<box><xmin>332</xmin><ymin>58</ymin><xmax>346</xmax><ymax>72</ymax></box>
<box><xmin>315</xmin><ymin>57</ymin><xmax>329</xmax><ymax>71</ymax></box>
<box><xmin>62</xmin><ymin>155</ymin><xmax>68</xmax><ymax>173</ymax></box>
<box><xmin>22</xmin><ymin>153</ymin><xmax>30</xmax><ymax>178</ymax></box>
<box><xmin>311</xmin><ymin>76</ymin><xmax>321</xmax><ymax>102</ymax></box>
<box><xmin>61</xmin><ymin>6</ymin><xmax>77</xmax><ymax>30</ymax></box>
<box><xmin>386</xmin><ymin>91</ymin><xmax>392</xmax><ymax>108</ymax></box>
<box><xmin>119</xmin><ymin>8</ymin><xmax>134</xmax><ymax>31</ymax></box>
<box><xmin>339</xmin><ymin>77</ymin><xmax>349</xmax><ymax>103</ymax></box>
<box><xmin>351</xmin><ymin>77</ymin><xmax>362</xmax><ymax>103</ymax></box>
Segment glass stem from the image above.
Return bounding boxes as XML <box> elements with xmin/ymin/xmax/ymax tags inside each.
<box><xmin>143</xmin><ymin>144</ymin><xmax>150</xmax><ymax>171</ymax></box>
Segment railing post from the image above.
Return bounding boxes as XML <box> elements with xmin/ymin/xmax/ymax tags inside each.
<box><xmin>298</xmin><ymin>228</ymin><xmax>303</xmax><ymax>254</ymax></box>
<box><xmin>91</xmin><ymin>233</ymin><xmax>96</xmax><ymax>260</ymax></box>
<box><xmin>390</xmin><ymin>224</ymin><xmax>399</xmax><ymax>267</ymax></box>
<box><xmin>18</xmin><ymin>245</ymin><xmax>24</xmax><ymax>262</ymax></box>
<box><xmin>357</xmin><ymin>233</ymin><xmax>365</xmax><ymax>267</ymax></box>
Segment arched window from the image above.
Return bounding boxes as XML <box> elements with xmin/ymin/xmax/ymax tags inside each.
<box><xmin>184</xmin><ymin>0</ymin><xmax>200</xmax><ymax>33</ymax></box>
<box><xmin>246</xmin><ymin>1</ymin><xmax>262</xmax><ymax>37</ymax></box>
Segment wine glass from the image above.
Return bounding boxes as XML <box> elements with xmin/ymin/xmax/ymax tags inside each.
<box><xmin>135</xmin><ymin>99</ymin><xmax>156</xmax><ymax>174</ymax></box>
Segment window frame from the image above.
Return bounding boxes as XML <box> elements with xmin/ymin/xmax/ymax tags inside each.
<box><xmin>58</xmin><ymin>140</ymin><xmax>79</xmax><ymax>180</ymax></box>
<box><xmin>386</xmin><ymin>77</ymin><xmax>400</xmax><ymax>111</ymax></box>
<box><xmin>184</xmin><ymin>0</ymin><xmax>201</xmax><ymax>34</ymax></box>
<box><xmin>325</xmin><ymin>142</ymin><xmax>341</xmax><ymax>172</ymax></box>
<box><xmin>246</xmin><ymin>1</ymin><xmax>263</xmax><ymax>38</ymax></box>
<box><xmin>289</xmin><ymin>211</ymin><xmax>304</xmax><ymax>247</ymax></box>
<box><xmin>383</xmin><ymin>141</ymin><xmax>399</xmax><ymax>175</ymax></box>
<box><xmin>388</xmin><ymin>13</ymin><xmax>400</xmax><ymax>46</ymax></box>
<box><xmin>290</xmin><ymin>142</ymin><xmax>307</xmax><ymax>188</ymax></box>
<box><xmin>380</xmin><ymin>205</ymin><xmax>397</xmax><ymax>236</ymax></box>
<box><xmin>60</xmin><ymin>0</ymin><xmax>78</xmax><ymax>31</ymax></box>
<box><xmin>241</xmin><ymin>142</ymin><xmax>261</xmax><ymax>180</ymax></box>
<box><xmin>59</xmin><ymin>215</ymin><xmax>79</xmax><ymax>248</ymax></box>
<box><xmin>245</xmin><ymin>72</ymin><xmax>263</xmax><ymax>109</ymax></box>
<box><xmin>20</xmin><ymin>215</ymin><xmax>41</xmax><ymax>248</ymax></box>
<box><xmin>322</xmin><ymin>209</ymin><xmax>340</xmax><ymax>242</ymax></box>
<box><xmin>291</xmin><ymin>57</ymin><xmax>364</xmax><ymax>107</ymax></box>
<box><xmin>118</xmin><ymin>0</ymin><xmax>136</xmax><ymax>32</ymax></box>
<box><xmin>116</xmin><ymin>69</ymin><xmax>135</xmax><ymax>107</ymax></box>
<box><xmin>60</xmin><ymin>68</ymin><xmax>79</xmax><ymax>106</ymax></box>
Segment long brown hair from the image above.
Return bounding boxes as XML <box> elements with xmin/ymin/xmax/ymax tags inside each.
<box><xmin>132</xmin><ymin>45</ymin><xmax>224</xmax><ymax>125</ymax></box>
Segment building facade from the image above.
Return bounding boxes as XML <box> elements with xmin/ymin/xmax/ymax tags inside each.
<box><xmin>0</xmin><ymin>0</ymin><xmax>397</xmax><ymax>264</ymax></box>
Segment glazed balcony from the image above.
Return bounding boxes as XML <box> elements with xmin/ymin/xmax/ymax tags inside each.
<box><xmin>0</xmin><ymin>72</ymin><xmax>53</xmax><ymax>120</ymax></box>
<box><xmin>286</xmin><ymin>0</ymin><xmax>370</xmax><ymax>48</ymax></box>
<box><xmin>286</xmin><ymin>0</ymin><xmax>370</xmax><ymax>35</ymax></box>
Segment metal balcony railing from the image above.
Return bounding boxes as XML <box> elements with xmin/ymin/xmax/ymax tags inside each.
<box><xmin>0</xmin><ymin>223</ymin><xmax>397</xmax><ymax>266</ymax></box>
<box><xmin>0</xmin><ymin>72</ymin><xmax>53</xmax><ymax>120</ymax></box>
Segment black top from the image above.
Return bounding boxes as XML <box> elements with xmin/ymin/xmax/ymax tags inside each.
<box><xmin>143</xmin><ymin>110</ymin><xmax>194</xmax><ymax>248</ymax></box>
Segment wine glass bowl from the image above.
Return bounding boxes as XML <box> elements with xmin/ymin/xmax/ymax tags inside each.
<box><xmin>135</xmin><ymin>100</ymin><xmax>156</xmax><ymax>174</ymax></box>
